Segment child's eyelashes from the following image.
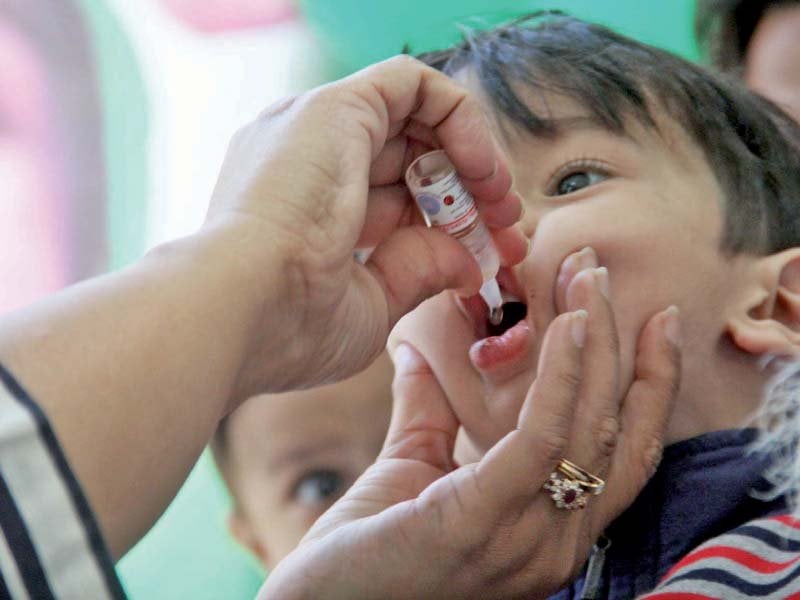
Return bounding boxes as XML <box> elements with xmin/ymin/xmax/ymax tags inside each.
<box><xmin>545</xmin><ymin>159</ymin><xmax>612</xmax><ymax>197</ymax></box>
<box><xmin>290</xmin><ymin>468</ymin><xmax>346</xmax><ymax>507</ymax></box>
<box><xmin>554</xmin><ymin>170</ymin><xmax>608</xmax><ymax>195</ymax></box>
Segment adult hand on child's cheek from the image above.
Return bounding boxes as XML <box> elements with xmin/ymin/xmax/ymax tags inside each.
<box><xmin>258</xmin><ymin>293</ymin><xmax>682</xmax><ymax>599</ymax></box>
<box><xmin>204</xmin><ymin>55</ymin><xmax>527</xmax><ymax>401</ymax></box>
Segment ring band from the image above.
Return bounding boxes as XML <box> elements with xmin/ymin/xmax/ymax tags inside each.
<box><xmin>555</xmin><ymin>459</ymin><xmax>605</xmax><ymax>495</ymax></box>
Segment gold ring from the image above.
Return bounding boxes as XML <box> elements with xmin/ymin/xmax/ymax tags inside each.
<box><xmin>555</xmin><ymin>459</ymin><xmax>605</xmax><ymax>495</ymax></box>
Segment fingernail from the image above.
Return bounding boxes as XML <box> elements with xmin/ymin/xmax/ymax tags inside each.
<box><xmin>571</xmin><ymin>309</ymin><xmax>588</xmax><ymax>347</ymax></box>
<box><xmin>579</xmin><ymin>247</ymin><xmax>598</xmax><ymax>270</ymax></box>
<box><xmin>560</xmin><ymin>251</ymin><xmax>578</xmax><ymax>274</ymax></box>
<box><xmin>664</xmin><ymin>305</ymin><xmax>681</xmax><ymax>347</ymax></box>
<box><xmin>392</xmin><ymin>343</ymin><xmax>427</xmax><ymax>372</ymax></box>
<box><xmin>594</xmin><ymin>267</ymin><xmax>610</xmax><ymax>299</ymax></box>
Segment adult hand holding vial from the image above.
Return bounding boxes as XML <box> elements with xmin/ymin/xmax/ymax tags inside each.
<box><xmin>406</xmin><ymin>150</ymin><xmax>505</xmax><ymax>325</ymax></box>
<box><xmin>207</xmin><ymin>55</ymin><xmax>528</xmax><ymax>393</ymax></box>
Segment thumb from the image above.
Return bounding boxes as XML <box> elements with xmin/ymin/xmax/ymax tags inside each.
<box><xmin>382</xmin><ymin>343</ymin><xmax>460</xmax><ymax>472</ymax></box>
<box><xmin>366</xmin><ymin>226</ymin><xmax>483</xmax><ymax>333</ymax></box>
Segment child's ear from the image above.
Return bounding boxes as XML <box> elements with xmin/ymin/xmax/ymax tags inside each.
<box><xmin>728</xmin><ymin>248</ymin><xmax>800</xmax><ymax>356</ymax></box>
<box><xmin>227</xmin><ymin>512</ymin><xmax>270</xmax><ymax>568</ymax></box>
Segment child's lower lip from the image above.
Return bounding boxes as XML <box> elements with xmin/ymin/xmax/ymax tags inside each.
<box><xmin>469</xmin><ymin>320</ymin><xmax>531</xmax><ymax>371</ymax></box>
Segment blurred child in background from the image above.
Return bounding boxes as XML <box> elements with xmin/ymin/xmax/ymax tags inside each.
<box><xmin>697</xmin><ymin>0</ymin><xmax>800</xmax><ymax>121</ymax></box>
<box><xmin>211</xmin><ymin>352</ymin><xmax>393</xmax><ymax>570</ymax></box>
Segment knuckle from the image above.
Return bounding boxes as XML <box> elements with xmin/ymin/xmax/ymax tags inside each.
<box><xmin>302</xmin><ymin>85</ymin><xmax>346</xmax><ymax>117</ymax></box>
<box><xmin>640</xmin><ymin>438</ymin><xmax>665</xmax><ymax>478</ymax></box>
<box><xmin>256</xmin><ymin>94</ymin><xmax>297</xmax><ymax>121</ymax></box>
<box><xmin>646</xmin><ymin>372</ymin><xmax>681</xmax><ymax>409</ymax></box>
<box><xmin>530</xmin><ymin>425</ymin><xmax>571</xmax><ymax>465</ymax></box>
<box><xmin>390</xmin><ymin>365</ymin><xmax>431</xmax><ymax>398</ymax></box>
<box><xmin>642</xmin><ymin>353</ymin><xmax>682</xmax><ymax>396</ymax></box>
<box><xmin>592</xmin><ymin>415</ymin><xmax>619</xmax><ymax>458</ymax></box>
<box><xmin>667</xmin><ymin>367</ymin><xmax>681</xmax><ymax>397</ymax></box>
<box><xmin>388</xmin><ymin>53</ymin><xmax>423</xmax><ymax>70</ymax></box>
<box><xmin>604</xmin><ymin>332</ymin><xmax>621</xmax><ymax>358</ymax></box>
<box><xmin>407</xmin><ymin>228</ymin><xmax>450</xmax><ymax>298</ymax></box>
<box><xmin>457</xmin><ymin>93</ymin><xmax>481</xmax><ymax>114</ymax></box>
<box><xmin>553</xmin><ymin>370</ymin><xmax>582</xmax><ymax>392</ymax></box>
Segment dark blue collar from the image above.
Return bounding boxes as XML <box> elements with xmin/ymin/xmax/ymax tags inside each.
<box><xmin>551</xmin><ymin>428</ymin><xmax>790</xmax><ymax>599</ymax></box>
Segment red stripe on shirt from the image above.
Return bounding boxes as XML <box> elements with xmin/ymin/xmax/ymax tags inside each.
<box><xmin>663</xmin><ymin>545</ymin><xmax>800</xmax><ymax>579</ymax></box>
<box><xmin>772</xmin><ymin>514</ymin><xmax>800</xmax><ymax>529</ymax></box>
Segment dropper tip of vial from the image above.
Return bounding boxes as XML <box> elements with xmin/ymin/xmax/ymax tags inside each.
<box><xmin>480</xmin><ymin>278</ymin><xmax>504</xmax><ymax>326</ymax></box>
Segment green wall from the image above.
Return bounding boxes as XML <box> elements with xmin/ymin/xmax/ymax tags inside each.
<box><xmin>301</xmin><ymin>0</ymin><xmax>699</xmax><ymax>76</ymax></box>
<box><xmin>117</xmin><ymin>453</ymin><xmax>263</xmax><ymax>599</ymax></box>
<box><xmin>77</xmin><ymin>0</ymin><xmax>149</xmax><ymax>270</ymax></box>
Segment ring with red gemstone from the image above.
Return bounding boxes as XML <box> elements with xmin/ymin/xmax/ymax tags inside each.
<box><xmin>543</xmin><ymin>472</ymin><xmax>588</xmax><ymax>510</ymax></box>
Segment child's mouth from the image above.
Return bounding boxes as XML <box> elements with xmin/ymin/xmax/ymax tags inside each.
<box><xmin>456</xmin><ymin>268</ymin><xmax>533</xmax><ymax>373</ymax></box>
<box><xmin>458</xmin><ymin>268</ymin><xmax>529</xmax><ymax>341</ymax></box>
<box><xmin>487</xmin><ymin>299</ymin><xmax>527</xmax><ymax>337</ymax></box>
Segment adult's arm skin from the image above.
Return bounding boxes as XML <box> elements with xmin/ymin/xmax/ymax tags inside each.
<box><xmin>0</xmin><ymin>56</ymin><xmax>526</xmax><ymax>559</ymax></box>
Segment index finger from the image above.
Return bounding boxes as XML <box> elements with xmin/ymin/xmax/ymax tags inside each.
<box><xmin>599</xmin><ymin>306</ymin><xmax>681</xmax><ymax>519</ymax></box>
<box><xmin>474</xmin><ymin>310</ymin><xmax>587</xmax><ymax>510</ymax></box>
<box><xmin>342</xmin><ymin>55</ymin><xmax>518</xmax><ymax>220</ymax></box>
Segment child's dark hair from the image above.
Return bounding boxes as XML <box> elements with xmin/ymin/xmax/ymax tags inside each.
<box><xmin>418</xmin><ymin>13</ymin><xmax>800</xmax><ymax>256</ymax></box>
<box><xmin>695</xmin><ymin>0</ymin><xmax>799</xmax><ymax>72</ymax></box>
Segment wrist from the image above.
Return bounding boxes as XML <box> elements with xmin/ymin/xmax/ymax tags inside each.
<box><xmin>145</xmin><ymin>218</ymin><xmax>299</xmax><ymax>407</ymax></box>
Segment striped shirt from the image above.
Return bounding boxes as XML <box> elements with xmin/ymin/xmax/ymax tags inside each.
<box><xmin>0</xmin><ymin>364</ymin><xmax>124</xmax><ymax>599</ymax></box>
<box><xmin>643</xmin><ymin>514</ymin><xmax>800</xmax><ymax>600</ymax></box>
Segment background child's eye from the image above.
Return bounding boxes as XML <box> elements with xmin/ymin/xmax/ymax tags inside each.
<box><xmin>292</xmin><ymin>469</ymin><xmax>345</xmax><ymax>506</ymax></box>
<box><xmin>555</xmin><ymin>170</ymin><xmax>608</xmax><ymax>195</ymax></box>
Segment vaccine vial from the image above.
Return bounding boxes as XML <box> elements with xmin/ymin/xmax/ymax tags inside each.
<box><xmin>405</xmin><ymin>150</ymin><xmax>504</xmax><ymax>325</ymax></box>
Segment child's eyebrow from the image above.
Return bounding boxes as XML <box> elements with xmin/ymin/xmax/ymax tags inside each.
<box><xmin>516</xmin><ymin>114</ymin><xmax>642</xmax><ymax>148</ymax></box>
<box><xmin>265</xmin><ymin>436</ymin><xmax>349</xmax><ymax>473</ymax></box>
<box><xmin>539</xmin><ymin>115</ymin><xmax>632</xmax><ymax>137</ymax></box>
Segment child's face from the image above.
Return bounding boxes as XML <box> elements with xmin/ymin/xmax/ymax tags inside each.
<box><xmin>224</xmin><ymin>353</ymin><xmax>393</xmax><ymax>570</ymax></box>
<box><xmin>392</xmin><ymin>87</ymin><xmax>763</xmax><ymax>456</ymax></box>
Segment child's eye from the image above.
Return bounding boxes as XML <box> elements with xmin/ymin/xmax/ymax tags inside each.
<box><xmin>292</xmin><ymin>469</ymin><xmax>345</xmax><ymax>506</ymax></box>
<box><xmin>553</xmin><ymin>170</ymin><xmax>608</xmax><ymax>196</ymax></box>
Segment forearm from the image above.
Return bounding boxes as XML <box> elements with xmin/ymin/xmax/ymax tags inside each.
<box><xmin>0</xmin><ymin>223</ymin><xmax>281</xmax><ymax>558</ymax></box>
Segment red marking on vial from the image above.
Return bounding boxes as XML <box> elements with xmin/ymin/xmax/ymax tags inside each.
<box><xmin>444</xmin><ymin>195</ymin><xmax>455</xmax><ymax>205</ymax></box>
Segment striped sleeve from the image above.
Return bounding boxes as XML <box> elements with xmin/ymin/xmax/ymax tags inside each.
<box><xmin>640</xmin><ymin>515</ymin><xmax>800</xmax><ymax>600</ymax></box>
<box><xmin>0</xmin><ymin>364</ymin><xmax>126</xmax><ymax>599</ymax></box>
